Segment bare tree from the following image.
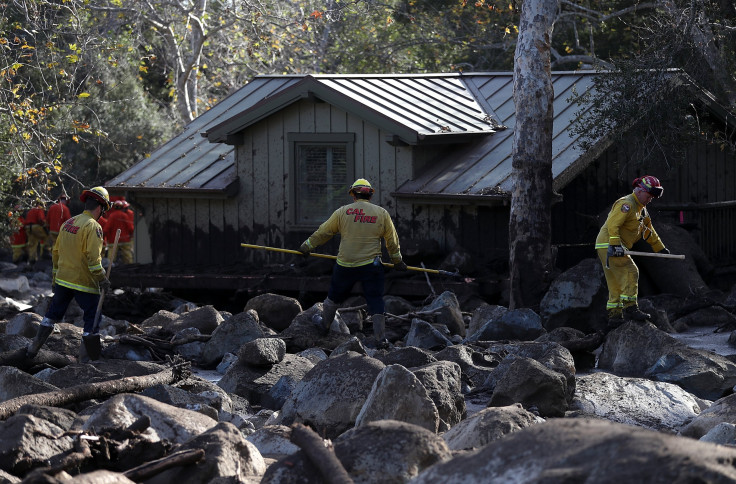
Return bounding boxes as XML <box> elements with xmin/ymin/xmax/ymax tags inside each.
<box><xmin>508</xmin><ymin>0</ymin><xmax>558</xmax><ymax>310</ymax></box>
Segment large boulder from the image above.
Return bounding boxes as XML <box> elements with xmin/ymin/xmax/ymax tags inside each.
<box><xmin>419</xmin><ymin>291</ymin><xmax>466</xmax><ymax>337</ymax></box>
<box><xmin>680</xmin><ymin>393</ymin><xmax>736</xmax><ymax>439</ymax></box>
<box><xmin>217</xmin><ymin>353</ymin><xmax>314</xmax><ymax>409</ymax></box>
<box><xmin>80</xmin><ymin>393</ymin><xmax>218</xmax><ymax>444</ymax></box>
<box><xmin>413</xmin><ymin>418</ymin><xmax>736</xmax><ymax>483</ymax></box>
<box><xmin>0</xmin><ymin>366</ymin><xmax>59</xmax><ymax>403</ymax></box>
<box><xmin>410</xmin><ymin>360</ymin><xmax>466</xmax><ymax>431</ymax></box>
<box><xmin>279</xmin><ymin>352</ymin><xmax>385</xmax><ymax>439</ymax></box>
<box><xmin>599</xmin><ymin>322</ymin><xmax>736</xmax><ymax>400</ymax></box>
<box><xmin>0</xmin><ymin>414</ymin><xmax>74</xmax><ymax>476</ymax></box>
<box><xmin>199</xmin><ymin>310</ymin><xmax>268</xmax><ymax>368</ymax></box>
<box><xmin>144</xmin><ymin>422</ymin><xmax>266</xmax><ymax>484</ymax></box>
<box><xmin>442</xmin><ymin>404</ymin><xmax>542</xmax><ymax>451</ymax></box>
<box><xmin>245</xmin><ymin>293</ymin><xmax>302</xmax><ymax>332</ymax></box>
<box><xmin>262</xmin><ymin>420</ymin><xmax>452</xmax><ymax>484</ymax></box>
<box><xmin>539</xmin><ymin>258</ymin><xmax>608</xmax><ymax>333</ymax></box>
<box><xmin>434</xmin><ymin>344</ymin><xmax>500</xmax><ymax>389</ymax></box>
<box><xmin>570</xmin><ymin>371</ymin><xmax>710</xmax><ymax>432</ymax></box>
<box><xmin>466</xmin><ymin>308</ymin><xmax>546</xmax><ymax>342</ymax></box>
<box><xmin>355</xmin><ymin>364</ymin><xmax>440</xmax><ymax>433</ymax></box>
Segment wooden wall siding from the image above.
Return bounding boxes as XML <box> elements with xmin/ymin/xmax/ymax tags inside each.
<box><xmin>233</xmin><ymin>98</ymin><xmax>410</xmax><ymax>265</ymax></box>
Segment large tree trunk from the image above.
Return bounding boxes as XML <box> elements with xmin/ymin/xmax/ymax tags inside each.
<box><xmin>508</xmin><ymin>0</ymin><xmax>558</xmax><ymax>310</ymax></box>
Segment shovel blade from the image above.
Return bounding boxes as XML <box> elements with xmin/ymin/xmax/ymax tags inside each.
<box><xmin>82</xmin><ymin>334</ymin><xmax>102</xmax><ymax>361</ymax></box>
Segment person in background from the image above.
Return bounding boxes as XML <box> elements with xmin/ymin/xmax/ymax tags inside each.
<box><xmin>46</xmin><ymin>192</ymin><xmax>71</xmax><ymax>254</ymax></box>
<box><xmin>24</xmin><ymin>201</ymin><xmax>47</xmax><ymax>263</ymax></box>
<box><xmin>298</xmin><ymin>178</ymin><xmax>407</xmax><ymax>345</ymax></box>
<box><xmin>105</xmin><ymin>200</ymin><xmax>135</xmax><ymax>264</ymax></box>
<box><xmin>595</xmin><ymin>175</ymin><xmax>670</xmax><ymax>324</ymax></box>
<box><xmin>26</xmin><ymin>186</ymin><xmax>112</xmax><ymax>362</ymax></box>
<box><xmin>9</xmin><ymin>208</ymin><xmax>27</xmax><ymax>263</ymax></box>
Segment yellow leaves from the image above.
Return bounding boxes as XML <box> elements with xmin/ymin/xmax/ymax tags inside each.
<box><xmin>139</xmin><ymin>65</ymin><xmax>148</xmax><ymax>73</ymax></box>
<box><xmin>22</xmin><ymin>132</ymin><xmax>31</xmax><ymax>140</ymax></box>
<box><xmin>72</xmin><ymin>121</ymin><xmax>90</xmax><ymax>130</ymax></box>
<box><xmin>72</xmin><ymin>135</ymin><xmax>79</xmax><ymax>143</ymax></box>
<box><xmin>59</xmin><ymin>68</ymin><xmax>67</xmax><ymax>76</ymax></box>
<box><xmin>386</xmin><ymin>15</ymin><xmax>394</xmax><ymax>25</ymax></box>
<box><xmin>565</xmin><ymin>45</ymin><xmax>573</xmax><ymax>54</ymax></box>
<box><xmin>67</xmin><ymin>54</ymin><xmax>78</xmax><ymax>63</ymax></box>
<box><xmin>77</xmin><ymin>92</ymin><xmax>90</xmax><ymax>98</ymax></box>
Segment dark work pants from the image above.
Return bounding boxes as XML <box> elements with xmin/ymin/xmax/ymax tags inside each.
<box><xmin>327</xmin><ymin>262</ymin><xmax>385</xmax><ymax>315</ymax></box>
<box><xmin>46</xmin><ymin>284</ymin><xmax>100</xmax><ymax>333</ymax></box>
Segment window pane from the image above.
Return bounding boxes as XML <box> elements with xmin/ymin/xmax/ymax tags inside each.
<box><xmin>297</xmin><ymin>144</ymin><xmax>348</xmax><ymax>223</ymax></box>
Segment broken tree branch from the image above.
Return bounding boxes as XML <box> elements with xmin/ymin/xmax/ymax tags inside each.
<box><xmin>290</xmin><ymin>423</ymin><xmax>353</xmax><ymax>484</ymax></box>
<box><xmin>0</xmin><ymin>358</ymin><xmax>191</xmax><ymax>420</ymax></box>
<box><xmin>123</xmin><ymin>449</ymin><xmax>205</xmax><ymax>481</ymax></box>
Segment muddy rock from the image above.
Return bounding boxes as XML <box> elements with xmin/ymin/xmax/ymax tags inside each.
<box><xmin>410</xmin><ymin>360</ymin><xmax>466</xmax><ymax>431</ymax></box>
<box><xmin>331</xmin><ymin>336</ymin><xmax>367</xmax><ymax>356</ymax></box>
<box><xmin>278</xmin><ymin>352</ymin><xmax>385</xmax><ymax>439</ymax></box>
<box><xmin>139</xmin><ymin>309</ymin><xmax>178</xmax><ymax>330</ymax></box>
<box><xmin>376</xmin><ymin>346</ymin><xmax>437</xmax><ymax>368</ymax></box>
<box><xmin>599</xmin><ymin>322</ymin><xmax>736</xmax><ymax>400</ymax></box>
<box><xmin>488</xmin><ymin>355</ymin><xmax>569</xmax><ymax>417</ymax></box>
<box><xmin>539</xmin><ymin>257</ymin><xmax>608</xmax><ymax>333</ymax></box>
<box><xmin>420</xmin><ymin>291</ymin><xmax>465</xmax><ymax>337</ymax></box>
<box><xmin>0</xmin><ymin>414</ymin><xmax>74</xmax><ymax>476</ymax></box>
<box><xmin>217</xmin><ymin>353</ymin><xmax>314</xmax><ymax>410</ymax></box>
<box><xmin>141</xmin><ymin>383</ymin><xmax>220</xmax><ymax>420</ymax></box>
<box><xmin>262</xmin><ymin>420</ymin><xmax>452</xmax><ymax>484</ymax></box>
<box><xmin>413</xmin><ymin>418</ymin><xmax>736</xmax><ymax>483</ymax></box>
<box><xmin>244</xmin><ymin>293</ymin><xmax>302</xmax><ymax>332</ymax></box>
<box><xmin>434</xmin><ymin>344</ymin><xmax>499</xmax><ymax>389</ymax></box>
<box><xmin>442</xmin><ymin>403</ymin><xmax>542</xmax><ymax>451</ymax></box>
<box><xmin>467</xmin><ymin>303</ymin><xmax>508</xmax><ymax>339</ymax></box>
<box><xmin>4</xmin><ymin>312</ymin><xmax>42</xmax><ymax>338</ymax></box>
<box><xmin>466</xmin><ymin>307</ymin><xmax>546</xmax><ymax>342</ymax></box>
<box><xmin>16</xmin><ymin>404</ymin><xmax>78</xmax><ymax>431</ymax></box>
<box><xmin>236</xmin><ymin>338</ymin><xmax>286</xmax><ymax>366</ymax></box>
<box><xmin>199</xmin><ymin>309</ymin><xmax>268</xmax><ymax>368</ymax></box>
<box><xmin>570</xmin><ymin>372</ymin><xmax>710</xmax><ymax>432</ymax></box>
<box><xmin>144</xmin><ymin>422</ymin><xmax>266</xmax><ymax>484</ymax></box>
<box><xmin>246</xmin><ymin>425</ymin><xmax>300</xmax><ymax>459</ymax></box>
<box><xmin>80</xmin><ymin>393</ymin><xmax>218</xmax><ymax>444</ymax></box>
<box><xmin>405</xmin><ymin>319</ymin><xmax>453</xmax><ymax>350</ymax></box>
<box><xmin>0</xmin><ymin>366</ymin><xmax>59</xmax><ymax>402</ymax></box>
<box><xmin>45</xmin><ymin>360</ymin><xmax>168</xmax><ymax>388</ymax></box>
<box><xmin>355</xmin><ymin>364</ymin><xmax>440</xmax><ymax>432</ymax></box>
<box><xmin>680</xmin><ymin>393</ymin><xmax>736</xmax><ymax>439</ymax></box>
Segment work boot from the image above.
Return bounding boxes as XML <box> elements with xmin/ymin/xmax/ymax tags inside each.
<box><xmin>372</xmin><ymin>314</ymin><xmax>386</xmax><ymax>341</ymax></box>
<box><xmin>318</xmin><ymin>298</ymin><xmax>339</xmax><ymax>334</ymax></box>
<box><xmin>82</xmin><ymin>333</ymin><xmax>102</xmax><ymax>361</ymax></box>
<box><xmin>623</xmin><ymin>305</ymin><xmax>651</xmax><ymax>322</ymax></box>
<box><xmin>26</xmin><ymin>321</ymin><xmax>54</xmax><ymax>358</ymax></box>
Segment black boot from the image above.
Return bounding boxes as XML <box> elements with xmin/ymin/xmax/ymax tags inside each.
<box><xmin>27</xmin><ymin>324</ymin><xmax>53</xmax><ymax>358</ymax></box>
<box><xmin>313</xmin><ymin>298</ymin><xmax>338</xmax><ymax>334</ymax></box>
<box><xmin>623</xmin><ymin>305</ymin><xmax>651</xmax><ymax>322</ymax></box>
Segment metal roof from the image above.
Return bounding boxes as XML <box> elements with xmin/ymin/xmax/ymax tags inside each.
<box><xmin>106</xmin><ymin>72</ymin><xmax>597</xmax><ymax>198</ymax></box>
<box><xmin>394</xmin><ymin>71</ymin><xmax>600</xmax><ymax>200</ymax></box>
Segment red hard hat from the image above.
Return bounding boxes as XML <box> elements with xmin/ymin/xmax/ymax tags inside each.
<box><xmin>633</xmin><ymin>175</ymin><xmax>663</xmax><ymax>198</ymax></box>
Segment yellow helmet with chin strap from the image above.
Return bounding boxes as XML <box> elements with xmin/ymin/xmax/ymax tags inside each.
<box><xmin>349</xmin><ymin>178</ymin><xmax>374</xmax><ymax>196</ymax></box>
<box><xmin>80</xmin><ymin>186</ymin><xmax>111</xmax><ymax>211</ymax></box>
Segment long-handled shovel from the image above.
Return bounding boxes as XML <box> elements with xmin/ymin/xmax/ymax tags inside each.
<box><xmin>84</xmin><ymin>229</ymin><xmax>121</xmax><ymax>361</ymax></box>
<box><xmin>240</xmin><ymin>243</ymin><xmax>462</xmax><ymax>277</ymax></box>
<box><xmin>624</xmin><ymin>250</ymin><xmax>686</xmax><ymax>260</ymax></box>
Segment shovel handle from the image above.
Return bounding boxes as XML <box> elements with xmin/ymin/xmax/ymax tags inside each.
<box><xmin>92</xmin><ymin>229</ymin><xmax>121</xmax><ymax>332</ymax></box>
<box><xmin>240</xmin><ymin>243</ymin><xmax>459</xmax><ymax>277</ymax></box>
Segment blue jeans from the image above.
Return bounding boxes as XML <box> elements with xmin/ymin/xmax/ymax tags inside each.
<box><xmin>328</xmin><ymin>262</ymin><xmax>385</xmax><ymax>315</ymax></box>
<box><xmin>46</xmin><ymin>284</ymin><xmax>100</xmax><ymax>333</ymax></box>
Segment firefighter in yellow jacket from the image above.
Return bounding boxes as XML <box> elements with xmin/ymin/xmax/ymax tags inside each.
<box><xmin>26</xmin><ymin>186</ymin><xmax>112</xmax><ymax>361</ymax></box>
<box><xmin>595</xmin><ymin>175</ymin><xmax>670</xmax><ymax>322</ymax></box>
<box><xmin>298</xmin><ymin>178</ymin><xmax>407</xmax><ymax>343</ymax></box>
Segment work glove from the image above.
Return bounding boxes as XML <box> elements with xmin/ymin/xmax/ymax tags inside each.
<box><xmin>393</xmin><ymin>260</ymin><xmax>408</xmax><ymax>271</ymax></box>
<box><xmin>98</xmin><ymin>277</ymin><xmax>112</xmax><ymax>294</ymax></box>
<box><xmin>659</xmin><ymin>247</ymin><xmax>671</xmax><ymax>254</ymax></box>
<box><xmin>298</xmin><ymin>243</ymin><xmax>311</xmax><ymax>258</ymax></box>
<box><xmin>607</xmin><ymin>245</ymin><xmax>626</xmax><ymax>257</ymax></box>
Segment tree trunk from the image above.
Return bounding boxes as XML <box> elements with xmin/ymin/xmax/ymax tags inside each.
<box><xmin>508</xmin><ymin>0</ymin><xmax>558</xmax><ymax>310</ymax></box>
<box><xmin>0</xmin><ymin>360</ymin><xmax>190</xmax><ymax>420</ymax></box>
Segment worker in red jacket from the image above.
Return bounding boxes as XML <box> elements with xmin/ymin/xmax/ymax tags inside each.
<box><xmin>9</xmin><ymin>210</ymin><xmax>27</xmax><ymax>263</ymax></box>
<box><xmin>105</xmin><ymin>200</ymin><xmax>135</xmax><ymax>264</ymax></box>
<box><xmin>24</xmin><ymin>202</ymin><xmax>47</xmax><ymax>263</ymax></box>
<box><xmin>46</xmin><ymin>193</ymin><xmax>71</xmax><ymax>253</ymax></box>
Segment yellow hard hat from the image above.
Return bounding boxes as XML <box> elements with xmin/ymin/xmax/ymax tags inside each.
<box><xmin>80</xmin><ymin>186</ymin><xmax>111</xmax><ymax>211</ymax></box>
<box><xmin>349</xmin><ymin>178</ymin><xmax>374</xmax><ymax>196</ymax></box>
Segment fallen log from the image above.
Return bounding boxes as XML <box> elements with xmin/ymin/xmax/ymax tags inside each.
<box><xmin>0</xmin><ymin>357</ymin><xmax>191</xmax><ymax>420</ymax></box>
<box><xmin>0</xmin><ymin>347</ymin><xmax>74</xmax><ymax>372</ymax></box>
<box><xmin>290</xmin><ymin>423</ymin><xmax>353</xmax><ymax>484</ymax></box>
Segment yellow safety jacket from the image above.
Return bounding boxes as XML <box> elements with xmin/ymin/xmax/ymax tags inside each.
<box><xmin>52</xmin><ymin>211</ymin><xmax>106</xmax><ymax>294</ymax></box>
<box><xmin>595</xmin><ymin>192</ymin><xmax>665</xmax><ymax>252</ymax></box>
<box><xmin>303</xmin><ymin>199</ymin><xmax>402</xmax><ymax>267</ymax></box>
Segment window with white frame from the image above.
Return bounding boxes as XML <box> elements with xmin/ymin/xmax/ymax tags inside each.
<box><xmin>290</xmin><ymin>133</ymin><xmax>354</xmax><ymax>225</ymax></box>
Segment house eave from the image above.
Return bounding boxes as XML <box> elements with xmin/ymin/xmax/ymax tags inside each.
<box><xmin>391</xmin><ymin>191</ymin><xmax>510</xmax><ymax>206</ymax></box>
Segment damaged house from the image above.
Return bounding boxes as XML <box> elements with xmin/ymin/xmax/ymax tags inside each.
<box><xmin>106</xmin><ymin>72</ymin><xmax>736</xmax><ymax>298</ymax></box>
